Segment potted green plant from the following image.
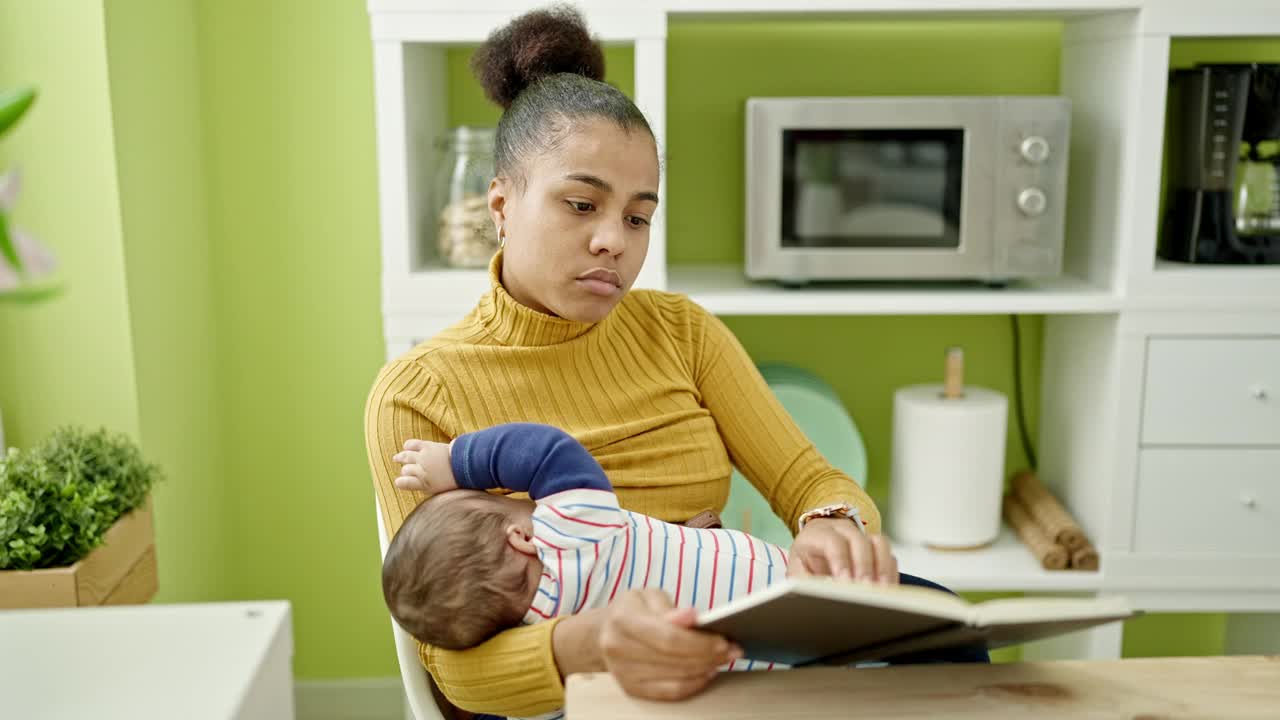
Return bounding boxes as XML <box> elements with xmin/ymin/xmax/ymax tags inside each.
<box><xmin>0</xmin><ymin>427</ymin><xmax>162</xmax><ymax>608</ymax></box>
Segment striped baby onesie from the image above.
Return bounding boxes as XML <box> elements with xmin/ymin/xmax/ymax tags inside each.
<box><xmin>450</xmin><ymin>423</ymin><xmax>793</xmax><ymax>720</ymax></box>
<box><xmin>520</xmin><ymin>487</ymin><xmax>788</xmax><ymax>661</ymax></box>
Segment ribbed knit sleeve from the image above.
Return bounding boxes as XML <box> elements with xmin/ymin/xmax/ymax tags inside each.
<box><xmin>423</xmin><ymin>616</ymin><xmax>568</xmax><ymax>716</ymax></box>
<box><xmin>365</xmin><ymin>359</ymin><xmax>569</xmax><ymax>715</ymax></box>
<box><xmin>365</xmin><ymin>360</ymin><xmax>453</xmax><ymax>537</ymax></box>
<box><xmin>681</xmin><ymin>299</ymin><xmax>883</xmax><ymax>534</ymax></box>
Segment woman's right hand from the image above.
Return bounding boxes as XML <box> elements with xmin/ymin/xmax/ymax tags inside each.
<box><xmin>597</xmin><ymin>590</ymin><xmax>743</xmax><ymax>701</ymax></box>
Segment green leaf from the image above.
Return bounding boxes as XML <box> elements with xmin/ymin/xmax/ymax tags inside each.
<box><xmin>0</xmin><ymin>279</ymin><xmax>63</xmax><ymax>304</ymax></box>
<box><xmin>0</xmin><ymin>209</ymin><xmax>21</xmax><ymax>273</ymax></box>
<box><xmin>0</xmin><ymin>86</ymin><xmax>37</xmax><ymax>138</ymax></box>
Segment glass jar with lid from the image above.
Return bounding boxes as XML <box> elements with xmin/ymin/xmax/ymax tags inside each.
<box><xmin>430</xmin><ymin>126</ymin><xmax>499</xmax><ymax>268</ymax></box>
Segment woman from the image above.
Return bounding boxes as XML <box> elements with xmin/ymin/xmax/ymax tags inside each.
<box><xmin>365</xmin><ymin>7</ymin><xmax>981</xmax><ymax>718</ymax></box>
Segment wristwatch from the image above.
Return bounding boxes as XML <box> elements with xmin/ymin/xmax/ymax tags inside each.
<box><xmin>798</xmin><ymin>503</ymin><xmax>867</xmax><ymax>533</ymax></box>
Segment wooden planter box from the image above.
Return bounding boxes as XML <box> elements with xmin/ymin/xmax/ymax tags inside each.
<box><xmin>0</xmin><ymin>497</ymin><xmax>157</xmax><ymax>608</ymax></box>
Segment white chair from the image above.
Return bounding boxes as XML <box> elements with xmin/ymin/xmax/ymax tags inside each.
<box><xmin>374</xmin><ymin>499</ymin><xmax>449</xmax><ymax>720</ymax></box>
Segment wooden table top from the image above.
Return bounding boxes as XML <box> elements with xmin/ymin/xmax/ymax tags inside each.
<box><xmin>566</xmin><ymin>656</ymin><xmax>1280</xmax><ymax>719</ymax></box>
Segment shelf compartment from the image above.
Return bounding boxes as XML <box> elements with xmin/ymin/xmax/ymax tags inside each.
<box><xmin>669</xmin><ymin>264</ymin><xmax>1121</xmax><ymax>315</ymax></box>
<box><xmin>1138</xmin><ymin>0</ymin><xmax>1280</xmax><ymax>37</ymax></box>
<box><xmin>892</xmin><ymin>527</ymin><xmax>1103</xmax><ymax>593</ymax></box>
<box><xmin>1127</xmin><ymin>261</ymin><xmax>1280</xmax><ymax>310</ymax></box>
<box><xmin>383</xmin><ymin>268</ymin><xmax>490</xmax><ymax>317</ymax></box>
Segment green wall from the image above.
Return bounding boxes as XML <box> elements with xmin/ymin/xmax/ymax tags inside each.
<box><xmin>1170</xmin><ymin>37</ymin><xmax>1280</xmax><ymax>68</ymax></box>
<box><xmin>3</xmin><ymin>3</ymin><xmax>1265</xmax><ymax>680</ymax></box>
<box><xmin>103</xmin><ymin>0</ymin><xmax>229</xmax><ymax>603</ymax></box>
<box><xmin>195</xmin><ymin>0</ymin><xmax>390</xmax><ymax>678</ymax></box>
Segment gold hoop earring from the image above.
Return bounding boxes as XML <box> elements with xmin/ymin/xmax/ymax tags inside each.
<box><xmin>498</xmin><ymin>223</ymin><xmax>506</xmax><ymax>250</ymax></box>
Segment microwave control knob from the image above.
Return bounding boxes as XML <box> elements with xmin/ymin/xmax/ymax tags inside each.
<box><xmin>1020</xmin><ymin>136</ymin><xmax>1051</xmax><ymax>164</ymax></box>
<box><xmin>1017</xmin><ymin>188</ymin><xmax>1048</xmax><ymax>216</ymax></box>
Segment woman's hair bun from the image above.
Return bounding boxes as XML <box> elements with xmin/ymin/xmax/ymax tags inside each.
<box><xmin>471</xmin><ymin>4</ymin><xmax>606</xmax><ymax>111</ymax></box>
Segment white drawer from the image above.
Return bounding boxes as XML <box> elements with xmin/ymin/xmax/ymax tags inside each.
<box><xmin>1134</xmin><ymin>448</ymin><xmax>1280</xmax><ymax>554</ymax></box>
<box><xmin>1142</xmin><ymin>337</ymin><xmax>1280</xmax><ymax>446</ymax></box>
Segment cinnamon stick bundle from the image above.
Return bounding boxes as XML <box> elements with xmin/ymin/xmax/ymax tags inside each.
<box><xmin>1002</xmin><ymin>494</ymin><xmax>1068</xmax><ymax>570</ymax></box>
<box><xmin>1071</xmin><ymin>544</ymin><xmax>1100</xmax><ymax>571</ymax></box>
<box><xmin>1011</xmin><ymin>470</ymin><xmax>1087</xmax><ymax>552</ymax></box>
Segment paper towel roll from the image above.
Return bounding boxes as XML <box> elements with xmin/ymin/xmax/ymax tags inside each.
<box><xmin>889</xmin><ymin>384</ymin><xmax>1008</xmax><ymax>549</ymax></box>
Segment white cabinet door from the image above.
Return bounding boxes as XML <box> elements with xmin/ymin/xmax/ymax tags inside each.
<box><xmin>1134</xmin><ymin>448</ymin><xmax>1280</xmax><ymax>554</ymax></box>
<box><xmin>1142</xmin><ymin>338</ymin><xmax>1280</xmax><ymax>446</ymax></box>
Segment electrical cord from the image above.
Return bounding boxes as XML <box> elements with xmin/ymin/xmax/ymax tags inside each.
<box><xmin>1010</xmin><ymin>314</ymin><xmax>1038</xmax><ymax>470</ymax></box>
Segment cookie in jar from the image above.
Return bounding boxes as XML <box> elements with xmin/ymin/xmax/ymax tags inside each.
<box><xmin>431</xmin><ymin>126</ymin><xmax>499</xmax><ymax>268</ymax></box>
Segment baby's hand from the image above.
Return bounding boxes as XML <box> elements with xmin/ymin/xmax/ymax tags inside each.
<box><xmin>392</xmin><ymin>439</ymin><xmax>458</xmax><ymax>495</ymax></box>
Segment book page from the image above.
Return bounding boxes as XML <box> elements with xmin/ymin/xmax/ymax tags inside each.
<box><xmin>829</xmin><ymin>625</ymin><xmax>991</xmax><ymax>664</ymax></box>
<box><xmin>695</xmin><ymin>581</ymin><xmax>1133</xmax><ymax>665</ymax></box>
<box><xmin>981</xmin><ymin>615</ymin><xmax>1136</xmax><ymax>651</ymax></box>
<box><xmin>696</xmin><ymin>579</ymin><xmax>974</xmax><ymax>666</ymax></box>
<box><xmin>699</xmin><ymin>578</ymin><xmax>974</xmax><ymax>628</ymax></box>
<box><xmin>821</xmin><ymin>612</ymin><xmax>1136</xmax><ymax>663</ymax></box>
<box><xmin>971</xmin><ymin>596</ymin><xmax>1134</xmax><ymax>627</ymax></box>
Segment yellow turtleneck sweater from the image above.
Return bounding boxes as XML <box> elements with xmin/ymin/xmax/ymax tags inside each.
<box><xmin>364</xmin><ymin>252</ymin><xmax>880</xmax><ymax>716</ymax></box>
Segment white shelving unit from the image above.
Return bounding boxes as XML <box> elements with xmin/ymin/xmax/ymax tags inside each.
<box><xmin>369</xmin><ymin>0</ymin><xmax>1280</xmax><ymax>671</ymax></box>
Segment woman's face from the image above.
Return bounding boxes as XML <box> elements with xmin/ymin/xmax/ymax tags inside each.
<box><xmin>488</xmin><ymin>117</ymin><xmax>659</xmax><ymax>323</ymax></box>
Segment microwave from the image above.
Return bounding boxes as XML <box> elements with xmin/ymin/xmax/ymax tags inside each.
<box><xmin>745</xmin><ymin>96</ymin><xmax>1071</xmax><ymax>285</ymax></box>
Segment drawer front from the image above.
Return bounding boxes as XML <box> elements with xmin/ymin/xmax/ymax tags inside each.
<box><xmin>1142</xmin><ymin>337</ymin><xmax>1280</xmax><ymax>446</ymax></box>
<box><xmin>1134</xmin><ymin>448</ymin><xmax>1280</xmax><ymax>554</ymax></box>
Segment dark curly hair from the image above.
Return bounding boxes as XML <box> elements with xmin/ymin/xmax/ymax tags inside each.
<box><xmin>471</xmin><ymin>4</ymin><xmax>656</xmax><ymax>185</ymax></box>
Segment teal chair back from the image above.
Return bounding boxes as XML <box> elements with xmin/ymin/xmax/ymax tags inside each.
<box><xmin>721</xmin><ymin>364</ymin><xmax>867</xmax><ymax>549</ymax></box>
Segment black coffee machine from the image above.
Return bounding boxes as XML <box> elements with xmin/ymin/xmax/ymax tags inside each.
<box><xmin>1161</xmin><ymin>63</ymin><xmax>1280</xmax><ymax>264</ymax></box>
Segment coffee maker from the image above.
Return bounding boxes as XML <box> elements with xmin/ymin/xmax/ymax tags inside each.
<box><xmin>1161</xmin><ymin>63</ymin><xmax>1280</xmax><ymax>264</ymax></box>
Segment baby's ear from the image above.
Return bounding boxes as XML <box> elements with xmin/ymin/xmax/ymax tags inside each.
<box><xmin>505</xmin><ymin>524</ymin><xmax>537</xmax><ymax>556</ymax></box>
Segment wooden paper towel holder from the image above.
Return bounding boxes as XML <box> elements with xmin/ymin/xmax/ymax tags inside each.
<box><xmin>924</xmin><ymin>346</ymin><xmax>998</xmax><ymax>552</ymax></box>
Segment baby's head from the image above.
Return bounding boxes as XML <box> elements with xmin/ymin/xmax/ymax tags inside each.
<box><xmin>382</xmin><ymin>490</ymin><xmax>539</xmax><ymax>650</ymax></box>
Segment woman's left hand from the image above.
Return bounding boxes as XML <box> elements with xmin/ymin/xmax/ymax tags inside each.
<box><xmin>788</xmin><ymin>517</ymin><xmax>898</xmax><ymax>584</ymax></box>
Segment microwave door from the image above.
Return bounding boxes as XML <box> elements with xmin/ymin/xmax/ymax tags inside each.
<box><xmin>778</xmin><ymin>126</ymin><xmax>995</xmax><ymax>280</ymax></box>
<box><xmin>746</xmin><ymin>97</ymin><xmax>1003</xmax><ymax>282</ymax></box>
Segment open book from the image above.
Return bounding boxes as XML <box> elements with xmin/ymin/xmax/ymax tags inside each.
<box><xmin>697</xmin><ymin>578</ymin><xmax>1136</xmax><ymax>666</ymax></box>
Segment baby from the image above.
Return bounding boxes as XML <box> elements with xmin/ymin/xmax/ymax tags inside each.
<box><xmin>381</xmin><ymin>422</ymin><xmax>820</xmax><ymax>668</ymax></box>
